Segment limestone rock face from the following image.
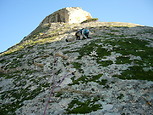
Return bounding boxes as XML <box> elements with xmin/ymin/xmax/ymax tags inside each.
<box><xmin>40</xmin><ymin>7</ymin><xmax>92</xmax><ymax>25</ymax></box>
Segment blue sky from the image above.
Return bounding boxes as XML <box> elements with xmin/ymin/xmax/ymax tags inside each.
<box><xmin>0</xmin><ymin>0</ymin><xmax>153</xmax><ymax>53</ymax></box>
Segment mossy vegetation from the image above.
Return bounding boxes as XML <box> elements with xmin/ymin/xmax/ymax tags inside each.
<box><xmin>72</xmin><ymin>62</ymin><xmax>83</xmax><ymax>72</ymax></box>
<box><xmin>70</xmin><ymin>74</ymin><xmax>103</xmax><ymax>85</ymax></box>
<box><xmin>77</xmin><ymin>39</ymin><xmax>111</xmax><ymax>59</ymax></box>
<box><xmin>117</xmin><ymin>93</ymin><xmax>124</xmax><ymax>99</ymax></box>
<box><xmin>55</xmin><ymin>92</ymin><xmax>63</xmax><ymax>97</ymax></box>
<box><xmin>6</xmin><ymin>59</ymin><xmax>22</xmax><ymax>69</ymax></box>
<box><xmin>97</xmin><ymin>60</ymin><xmax>113</xmax><ymax>67</ymax></box>
<box><xmin>103</xmin><ymin>38</ymin><xmax>151</xmax><ymax>56</ymax></box>
<box><xmin>66</xmin><ymin>97</ymin><xmax>102</xmax><ymax>114</ymax></box>
<box><xmin>113</xmin><ymin>66</ymin><xmax>153</xmax><ymax>81</ymax></box>
<box><xmin>72</xmin><ymin>62</ymin><xmax>82</xmax><ymax>69</ymax></box>
<box><xmin>99</xmin><ymin>79</ymin><xmax>108</xmax><ymax>85</ymax></box>
<box><xmin>115</xmin><ymin>56</ymin><xmax>131</xmax><ymax>64</ymax></box>
<box><xmin>0</xmin><ymin>58</ymin><xmax>7</xmax><ymax>63</ymax></box>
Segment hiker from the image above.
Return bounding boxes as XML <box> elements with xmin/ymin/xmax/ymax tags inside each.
<box><xmin>75</xmin><ymin>28</ymin><xmax>90</xmax><ymax>40</ymax></box>
<box><xmin>66</xmin><ymin>28</ymin><xmax>90</xmax><ymax>42</ymax></box>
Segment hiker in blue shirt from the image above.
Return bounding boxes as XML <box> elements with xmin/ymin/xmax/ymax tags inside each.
<box><xmin>75</xmin><ymin>28</ymin><xmax>91</xmax><ymax>40</ymax></box>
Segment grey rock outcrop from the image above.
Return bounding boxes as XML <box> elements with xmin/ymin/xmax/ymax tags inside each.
<box><xmin>40</xmin><ymin>7</ymin><xmax>92</xmax><ymax>25</ymax></box>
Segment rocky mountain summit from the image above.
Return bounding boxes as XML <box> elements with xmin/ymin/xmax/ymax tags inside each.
<box><xmin>0</xmin><ymin>8</ymin><xmax>153</xmax><ymax>115</ymax></box>
<box><xmin>40</xmin><ymin>7</ymin><xmax>92</xmax><ymax>24</ymax></box>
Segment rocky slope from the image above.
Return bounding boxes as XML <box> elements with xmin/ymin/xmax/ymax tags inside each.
<box><xmin>0</xmin><ymin>21</ymin><xmax>153</xmax><ymax>115</ymax></box>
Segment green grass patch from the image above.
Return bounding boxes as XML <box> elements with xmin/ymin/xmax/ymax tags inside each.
<box><xmin>66</xmin><ymin>97</ymin><xmax>102</xmax><ymax>114</ymax></box>
<box><xmin>103</xmin><ymin>38</ymin><xmax>151</xmax><ymax>56</ymax></box>
<box><xmin>117</xmin><ymin>94</ymin><xmax>124</xmax><ymax>99</ymax></box>
<box><xmin>105</xmin><ymin>38</ymin><xmax>153</xmax><ymax>65</ymax></box>
<box><xmin>98</xmin><ymin>79</ymin><xmax>108</xmax><ymax>85</ymax></box>
<box><xmin>115</xmin><ymin>56</ymin><xmax>131</xmax><ymax>64</ymax></box>
<box><xmin>113</xmin><ymin>66</ymin><xmax>153</xmax><ymax>81</ymax></box>
<box><xmin>55</xmin><ymin>92</ymin><xmax>63</xmax><ymax>97</ymax></box>
<box><xmin>97</xmin><ymin>60</ymin><xmax>113</xmax><ymax>66</ymax></box>
<box><xmin>72</xmin><ymin>62</ymin><xmax>83</xmax><ymax>72</ymax></box>
<box><xmin>77</xmin><ymin>39</ymin><xmax>111</xmax><ymax>59</ymax></box>
<box><xmin>70</xmin><ymin>74</ymin><xmax>103</xmax><ymax>85</ymax></box>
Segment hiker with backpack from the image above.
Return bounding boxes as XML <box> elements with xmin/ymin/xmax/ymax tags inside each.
<box><xmin>75</xmin><ymin>28</ymin><xmax>90</xmax><ymax>40</ymax></box>
<box><xmin>66</xmin><ymin>28</ymin><xmax>91</xmax><ymax>42</ymax></box>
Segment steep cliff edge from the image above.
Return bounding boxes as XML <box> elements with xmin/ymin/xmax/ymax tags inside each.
<box><xmin>0</xmin><ymin>8</ymin><xmax>153</xmax><ymax>115</ymax></box>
